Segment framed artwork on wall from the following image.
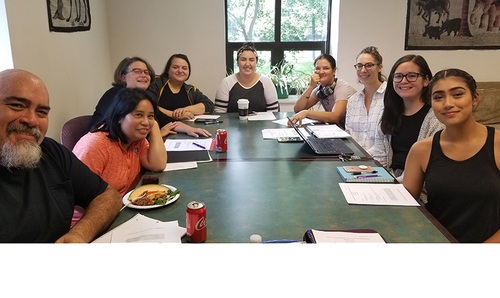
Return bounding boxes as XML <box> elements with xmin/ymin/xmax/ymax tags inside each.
<box><xmin>46</xmin><ymin>0</ymin><xmax>91</xmax><ymax>33</ymax></box>
<box><xmin>405</xmin><ymin>0</ymin><xmax>500</xmax><ymax>50</ymax></box>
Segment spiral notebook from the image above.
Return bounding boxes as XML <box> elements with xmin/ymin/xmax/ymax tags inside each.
<box><xmin>336</xmin><ymin>166</ymin><xmax>395</xmax><ymax>183</ymax></box>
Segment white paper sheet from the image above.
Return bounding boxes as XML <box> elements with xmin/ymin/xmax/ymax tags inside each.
<box><xmin>248</xmin><ymin>112</ymin><xmax>277</xmax><ymax>121</ymax></box>
<box><xmin>273</xmin><ymin>117</ymin><xmax>317</xmax><ymax>126</ymax></box>
<box><xmin>92</xmin><ymin>214</ymin><xmax>186</xmax><ymax>243</ymax></box>
<box><xmin>164</xmin><ymin>138</ymin><xmax>213</xmax><ymax>151</ymax></box>
<box><xmin>306</xmin><ymin>124</ymin><xmax>351</xmax><ymax>138</ymax></box>
<box><xmin>261</xmin><ymin>127</ymin><xmax>310</xmax><ymax>139</ymax></box>
<box><xmin>311</xmin><ymin>229</ymin><xmax>385</xmax><ymax>243</ymax></box>
<box><xmin>339</xmin><ymin>183</ymin><xmax>420</xmax><ymax>206</ymax></box>
<box><xmin>164</xmin><ymin>162</ymin><xmax>198</xmax><ymax>172</ymax></box>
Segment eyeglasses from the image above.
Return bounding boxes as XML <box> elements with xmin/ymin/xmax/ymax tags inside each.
<box><xmin>354</xmin><ymin>63</ymin><xmax>378</xmax><ymax>70</ymax></box>
<box><xmin>127</xmin><ymin>68</ymin><xmax>150</xmax><ymax>75</ymax></box>
<box><xmin>393</xmin><ymin>72</ymin><xmax>422</xmax><ymax>83</ymax></box>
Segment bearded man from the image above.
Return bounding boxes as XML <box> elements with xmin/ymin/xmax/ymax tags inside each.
<box><xmin>0</xmin><ymin>69</ymin><xmax>122</xmax><ymax>243</ymax></box>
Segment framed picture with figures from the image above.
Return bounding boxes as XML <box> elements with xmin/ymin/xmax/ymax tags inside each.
<box><xmin>405</xmin><ymin>0</ymin><xmax>500</xmax><ymax>50</ymax></box>
<box><xmin>46</xmin><ymin>0</ymin><xmax>91</xmax><ymax>33</ymax></box>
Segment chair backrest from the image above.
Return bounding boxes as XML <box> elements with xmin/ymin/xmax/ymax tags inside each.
<box><xmin>61</xmin><ymin>115</ymin><xmax>93</xmax><ymax>151</ymax></box>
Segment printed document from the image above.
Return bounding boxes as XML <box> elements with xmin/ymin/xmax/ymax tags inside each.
<box><xmin>92</xmin><ymin>214</ymin><xmax>186</xmax><ymax>243</ymax></box>
<box><xmin>248</xmin><ymin>112</ymin><xmax>277</xmax><ymax>121</ymax></box>
<box><xmin>311</xmin><ymin>229</ymin><xmax>385</xmax><ymax>243</ymax></box>
<box><xmin>164</xmin><ymin>138</ymin><xmax>213</xmax><ymax>151</ymax></box>
<box><xmin>339</xmin><ymin>183</ymin><xmax>420</xmax><ymax>206</ymax></box>
<box><xmin>306</xmin><ymin>124</ymin><xmax>351</xmax><ymax>138</ymax></box>
<box><xmin>261</xmin><ymin>127</ymin><xmax>309</xmax><ymax>139</ymax></box>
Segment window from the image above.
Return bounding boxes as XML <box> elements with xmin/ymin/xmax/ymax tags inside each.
<box><xmin>225</xmin><ymin>0</ymin><xmax>332</xmax><ymax>94</ymax></box>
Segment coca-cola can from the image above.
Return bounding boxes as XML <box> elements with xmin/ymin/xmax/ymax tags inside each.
<box><xmin>186</xmin><ymin>201</ymin><xmax>207</xmax><ymax>243</ymax></box>
<box><xmin>215</xmin><ymin>129</ymin><xmax>227</xmax><ymax>153</ymax></box>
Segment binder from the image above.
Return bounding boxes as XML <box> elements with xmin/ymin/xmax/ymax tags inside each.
<box><xmin>167</xmin><ymin>150</ymin><xmax>212</xmax><ymax>163</ymax></box>
<box><xmin>336</xmin><ymin>166</ymin><xmax>395</xmax><ymax>183</ymax></box>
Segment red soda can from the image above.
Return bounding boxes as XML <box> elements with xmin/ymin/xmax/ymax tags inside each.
<box><xmin>215</xmin><ymin>129</ymin><xmax>227</xmax><ymax>153</ymax></box>
<box><xmin>186</xmin><ymin>201</ymin><xmax>207</xmax><ymax>243</ymax></box>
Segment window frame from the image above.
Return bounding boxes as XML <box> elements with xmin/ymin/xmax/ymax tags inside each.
<box><xmin>224</xmin><ymin>0</ymin><xmax>332</xmax><ymax>74</ymax></box>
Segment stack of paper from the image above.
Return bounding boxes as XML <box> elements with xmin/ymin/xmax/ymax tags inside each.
<box><xmin>306</xmin><ymin>124</ymin><xmax>351</xmax><ymax>138</ymax></box>
<box><xmin>92</xmin><ymin>214</ymin><xmax>186</xmax><ymax>243</ymax></box>
<box><xmin>309</xmin><ymin>229</ymin><xmax>385</xmax><ymax>243</ymax></box>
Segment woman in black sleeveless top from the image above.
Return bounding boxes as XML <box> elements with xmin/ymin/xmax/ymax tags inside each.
<box><xmin>403</xmin><ymin>68</ymin><xmax>500</xmax><ymax>243</ymax></box>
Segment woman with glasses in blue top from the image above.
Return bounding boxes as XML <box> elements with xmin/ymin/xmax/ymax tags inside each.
<box><xmin>371</xmin><ymin>54</ymin><xmax>444</xmax><ymax>179</ymax></box>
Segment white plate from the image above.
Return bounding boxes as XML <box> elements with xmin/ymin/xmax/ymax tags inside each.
<box><xmin>122</xmin><ymin>184</ymin><xmax>180</xmax><ymax>209</ymax></box>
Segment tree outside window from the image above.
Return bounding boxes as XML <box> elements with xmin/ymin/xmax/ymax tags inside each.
<box><xmin>225</xmin><ymin>0</ymin><xmax>331</xmax><ymax>96</ymax></box>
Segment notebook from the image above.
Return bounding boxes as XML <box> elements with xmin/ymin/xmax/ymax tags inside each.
<box><xmin>336</xmin><ymin>166</ymin><xmax>395</xmax><ymax>183</ymax></box>
<box><xmin>167</xmin><ymin>150</ymin><xmax>212</xmax><ymax>163</ymax></box>
<box><xmin>288</xmin><ymin>117</ymin><xmax>354</xmax><ymax>156</ymax></box>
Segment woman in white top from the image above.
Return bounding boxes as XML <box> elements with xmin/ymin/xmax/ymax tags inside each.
<box><xmin>345</xmin><ymin>46</ymin><xmax>387</xmax><ymax>161</ymax></box>
<box><xmin>215</xmin><ymin>43</ymin><xmax>279</xmax><ymax>113</ymax></box>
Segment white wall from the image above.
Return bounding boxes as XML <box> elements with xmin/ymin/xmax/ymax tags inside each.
<box><xmin>105</xmin><ymin>0</ymin><xmax>226</xmax><ymax>102</ymax></box>
<box><xmin>3</xmin><ymin>0</ymin><xmax>499</xmax><ymax>140</ymax></box>
<box><xmin>336</xmin><ymin>0</ymin><xmax>500</xmax><ymax>91</ymax></box>
<box><xmin>5</xmin><ymin>0</ymin><xmax>113</xmax><ymax>140</ymax></box>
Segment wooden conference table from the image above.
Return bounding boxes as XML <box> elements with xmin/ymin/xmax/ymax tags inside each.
<box><xmin>109</xmin><ymin>112</ymin><xmax>456</xmax><ymax>243</ymax></box>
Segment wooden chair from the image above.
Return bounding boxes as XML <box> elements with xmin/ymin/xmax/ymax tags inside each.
<box><xmin>61</xmin><ymin>115</ymin><xmax>93</xmax><ymax>151</ymax></box>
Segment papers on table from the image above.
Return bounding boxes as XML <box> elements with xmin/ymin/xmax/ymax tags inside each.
<box><xmin>92</xmin><ymin>214</ymin><xmax>186</xmax><ymax>243</ymax></box>
<box><xmin>261</xmin><ymin>127</ymin><xmax>310</xmax><ymax>139</ymax></box>
<box><xmin>306</xmin><ymin>124</ymin><xmax>351</xmax><ymax>138</ymax></box>
<box><xmin>164</xmin><ymin>138</ymin><xmax>213</xmax><ymax>151</ymax></box>
<box><xmin>310</xmin><ymin>229</ymin><xmax>385</xmax><ymax>243</ymax></box>
<box><xmin>164</xmin><ymin>139</ymin><xmax>213</xmax><ymax>170</ymax></box>
<box><xmin>273</xmin><ymin>117</ymin><xmax>318</xmax><ymax>126</ymax></box>
<box><xmin>248</xmin><ymin>112</ymin><xmax>277</xmax><ymax>121</ymax></box>
<box><xmin>339</xmin><ymin>183</ymin><xmax>420</xmax><ymax>206</ymax></box>
<box><xmin>164</xmin><ymin>162</ymin><xmax>197</xmax><ymax>172</ymax></box>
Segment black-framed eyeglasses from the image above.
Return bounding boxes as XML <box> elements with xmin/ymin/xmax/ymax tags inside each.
<box><xmin>354</xmin><ymin>63</ymin><xmax>378</xmax><ymax>70</ymax></box>
<box><xmin>127</xmin><ymin>68</ymin><xmax>150</xmax><ymax>75</ymax></box>
<box><xmin>393</xmin><ymin>72</ymin><xmax>422</xmax><ymax>83</ymax></box>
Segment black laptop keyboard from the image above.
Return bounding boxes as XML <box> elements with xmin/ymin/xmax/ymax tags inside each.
<box><xmin>306</xmin><ymin>138</ymin><xmax>353</xmax><ymax>155</ymax></box>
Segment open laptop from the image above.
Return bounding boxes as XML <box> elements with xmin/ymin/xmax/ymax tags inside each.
<box><xmin>288</xmin><ymin>117</ymin><xmax>354</xmax><ymax>156</ymax></box>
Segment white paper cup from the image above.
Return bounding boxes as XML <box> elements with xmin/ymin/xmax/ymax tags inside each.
<box><xmin>237</xmin><ymin>99</ymin><xmax>249</xmax><ymax>120</ymax></box>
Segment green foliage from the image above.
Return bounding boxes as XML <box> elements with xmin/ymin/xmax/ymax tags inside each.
<box><xmin>267</xmin><ymin>59</ymin><xmax>310</xmax><ymax>97</ymax></box>
<box><xmin>227</xmin><ymin>0</ymin><xmax>328</xmax><ymax>42</ymax></box>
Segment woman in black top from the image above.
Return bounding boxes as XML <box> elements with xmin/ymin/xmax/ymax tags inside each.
<box><xmin>404</xmin><ymin>68</ymin><xmax>500</xmax><ymax>242</ymax></box>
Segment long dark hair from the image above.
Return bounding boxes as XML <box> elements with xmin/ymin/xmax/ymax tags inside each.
<box><xmin>161</xmin><ymin>53</ymin><xmax>191</xmax><ymax>80</ymax></box>
<box><xmin>380</xmin><ymin>55</ymin><xmax>433</xmax><ymax>135</ymax></box>
<box><xmin>92</xmin><ymin>88</ymin><xmax>158</xmax><ymax>144</ymax></box>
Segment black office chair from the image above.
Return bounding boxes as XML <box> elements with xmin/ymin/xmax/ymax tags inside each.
<box><xmin>61</xmin><ymin>115</ymin><xmax>93</xmax><ymax>151</ymax></box>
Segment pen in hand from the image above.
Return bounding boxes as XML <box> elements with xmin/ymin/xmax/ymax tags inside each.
<box><xmin>192</xmin><ymin>142</ymin><xmax>206</xmax><ymax>149</ymax></box>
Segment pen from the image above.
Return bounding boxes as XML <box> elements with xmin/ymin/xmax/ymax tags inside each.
<box><xmin>204</xmin><ymin>120</ymin><xmax>223</xmax><ymax>125</ymax></box>
<box><xmin>352</xmin><ymin>170</ymin><xmax>378</xmax><ymax>175</ymax></box>
<box><xmin>354</xmin><ymin>174</ymin><xmax>381</xmax><ymax>179</ymax></box>
<box><xmin>192</xmin><ymin>142</ymin><xmax>206</xmax><ymax>149</ymax></box>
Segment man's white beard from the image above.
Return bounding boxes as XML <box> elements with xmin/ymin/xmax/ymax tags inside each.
<box><xmin>0</xmin><ymin>139</ymin><xmax>42</xmax><ymax>169</ymax></box>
